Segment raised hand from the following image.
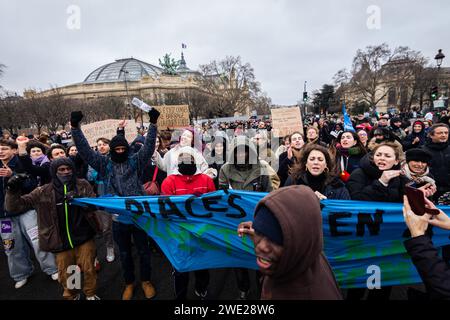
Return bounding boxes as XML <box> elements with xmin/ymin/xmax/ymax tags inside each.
<box><xmin>425</xmin><ymin>197</ymin><xmax>450</xmax><ymax>230</ymax></box>
<box><xmin>148</xmin><ymin>108</ymin><xmax>160</xmax><ymax>125</ymax></box>
<box><xmin>237</xmin><ymin>221</ymin><xmax>255</xmax><ymax>239</ymax></box>
<box><xmin>403</xmin><ymin>196</ymin><xmax>431</xmax><ymax>238</ymax></box>
<box><xmin>118</xmin><ymin>118</ymin><xmax>127</xmax><ymax>129</ymax></box>
<box><xmin>70</xmin><ymin>111</ymin><xmax>84</xmax><ymax>128</ymax></box>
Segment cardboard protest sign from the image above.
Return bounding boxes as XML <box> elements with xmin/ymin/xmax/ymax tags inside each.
<box><xmin>157</xmin><ymin>105</ymin><xmax>190</xmax><ymax>129</ymax></box>
<box><xmin>270</xmin><ymin>106</ymin><xmax>303</xmax><ymax>137</ymax></box>
<box><xmin>81</xmin><ymin>119</ymin><xmax>138</xmax><ymax>147</ymax></box>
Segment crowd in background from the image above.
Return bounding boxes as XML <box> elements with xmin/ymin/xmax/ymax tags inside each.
<box><xmin>1</xmin><ymin>106</ymin><xmax>450</xmax><ymax>300</ymax></box>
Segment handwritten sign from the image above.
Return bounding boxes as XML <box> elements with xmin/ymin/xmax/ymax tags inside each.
<box><xmin>157</xmin><ymin>105</ymin><xmax>190</xmax><ymax>129</ymax></box>
<box><xmin>271</xmin><ymin>106</ymin><xmax>303</xmax><ymax>137</ymax></box>
<box><xmin>81</xmin><ymin>119</ymin><xmax>138</xmax><ymax>147</ymax></box>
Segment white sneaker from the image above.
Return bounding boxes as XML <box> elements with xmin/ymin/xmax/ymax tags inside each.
<box><xmin>106</xmin><ymin>247</ymin><xmax>115</xmax><ymax>263</ymax></box>
<box><xmin>15</xmin><ymin>278</ymin><xmax>28</xmax><ymax>289</ymax></box>
<box><xmin>51</xmin><ymin>272</ymin><xmax>59</xmax><ymax>281</ymax></box>
<box><xmin>86</xmin><ymin>295</ymin><xmax>100</xmax><ymax>300</ymax></box>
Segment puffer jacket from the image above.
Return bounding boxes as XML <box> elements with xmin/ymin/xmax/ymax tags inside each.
<box><xmin>347</xmin><ymin>154</ymin><xmax>408</xmax><ymax>202</ymax></box>
<box><xmin>161</xmin><ymin>146</ymin><xmax>216</xmax><ymax>196</ymax></box>
<box><xmin>71</xmin><ymin>124</ymin><xmax>157</xmax><ymax>196</ymax></box>
<box><xmin>162</xmin><ymin>174</ymin><xmax>216</xmax><ymax>196</ymax></box>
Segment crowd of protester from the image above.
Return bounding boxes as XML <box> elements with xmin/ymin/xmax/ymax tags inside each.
<box><xmin>1</xmin><ymin>107</ymin><xmax>450</xmax><ymax>300</ymax></box>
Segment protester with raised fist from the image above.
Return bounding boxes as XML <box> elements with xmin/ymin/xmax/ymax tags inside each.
<box><xmin>70</xmin><ymin>108</ymin><xmax>160</xmax><ymax>300</ymax></box>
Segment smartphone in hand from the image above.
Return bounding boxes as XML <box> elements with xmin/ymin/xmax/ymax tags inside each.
<box><xmin>405</xmin><ymin>185</ymin><xmax>440</xmax><ymax>216</ymax></box>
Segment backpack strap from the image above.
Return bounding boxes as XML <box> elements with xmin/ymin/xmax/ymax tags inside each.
<box><xmin>152</xmin><ymin>166</ymin><xmax>159</xmax><ymax>183</ymax></box>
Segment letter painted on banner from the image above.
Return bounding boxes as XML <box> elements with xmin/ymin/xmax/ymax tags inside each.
<box><xmin>356</xmin><ymin>210</ymin><xmax>384</xmax><ymax>236</ymax></box>
<box><xmin>226</xmin><ymin>194</ymin><xmax>246</xmax><ymax>218</ymax></box>
<box><xmin>328</xmin><ymin>212</ymin><xmax>352</xmax><ymax>237</ymax></box>
<box><xmin>158</xmin><ymin>197</ymin><xmax>187</xmax><ymax>220</ymax></box>
<box><xmin>125</xmin><ymin>199</ymin><xmax>144</xmax><ymax>217</ymax></box>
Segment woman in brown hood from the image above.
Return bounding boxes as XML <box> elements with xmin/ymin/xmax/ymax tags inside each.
<box><xmin>240</xmin><ymin>185</ymin><xmax>343</xmax><ymax>300</ymax></box>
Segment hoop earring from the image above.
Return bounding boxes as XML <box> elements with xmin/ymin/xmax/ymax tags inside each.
<box><xmin>324</xmin><ymin>167</ymin><xmax>329</xmax><ymax>173</ymax></box>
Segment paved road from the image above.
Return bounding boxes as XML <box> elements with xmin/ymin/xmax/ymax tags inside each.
<box><xmin>1</xmin><ymin>237</ymin><xmax>426</xmax><ymax>300</ymax></box>
<box><xmin>0</xmin><ymin>238</ymin><xmax>262</xmax><ymax>300</ymax></box>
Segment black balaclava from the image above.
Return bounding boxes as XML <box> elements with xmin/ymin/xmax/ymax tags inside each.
<box><xmin>178</xmin><ymin>153</ymin><xmax>197</xmax><ymax>176</ymax></box>
<box><xmin>50</xmin><ymin>157</ymin><xmax>77</xmax><ymax>195</ymax></box>
<box><xmin>109</xmin><ymin>135</ymin><xmax>130</xmax><ymax>163</ymax></box>
<box><xmin>178</xmin><ymin>163</ymin><xmax>197</xmax><ymax>175</ymax></box>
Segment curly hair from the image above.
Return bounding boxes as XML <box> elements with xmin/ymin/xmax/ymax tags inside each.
<box><xmin>290</xmin><ymin>143</ymin><xmax>336</xmax><ymax>183</ymax></box>
<box><xmin>26</xmin><ymin>140</ymin><xmax>47</xmax><ymax>155</ymax></box>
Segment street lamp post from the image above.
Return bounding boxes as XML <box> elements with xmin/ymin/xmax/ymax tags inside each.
<box><xmin>435</xmin><ymin>49</ymin><xmax>445</xmax><ymax>70</ymax></box>
<box><xmin>302</xmin><ymin>81</ymin><xmax>307</xmax><ymax>117</ymax></box>
<box><xmin>434</xmin><ymin>49</ymin><xmax>446</xmax><ymax>109</ymax></box>
<box><xmin>120</xmin><ymin>68</ymin><xmax>131</xmax><ymax>119</ymax></box>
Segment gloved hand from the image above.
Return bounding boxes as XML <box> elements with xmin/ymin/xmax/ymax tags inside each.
<box><xmin>70</xmin><ymin>111</ymin><xmax>84</xmax><ymax>128</ymax></box>
<box><xmin>7</xmin><ymin>174</ymin><xmax>27</xmax><ymax>193</ymax></box>
<box><xmin>64</xmin><ymin>191</ymin><xmax>77</xmax><ymax>202</ymax></box>
<box><xmin>148</xmin><ymin>108</ymin><xmax>160</xmax><ymax>125</ymax></box>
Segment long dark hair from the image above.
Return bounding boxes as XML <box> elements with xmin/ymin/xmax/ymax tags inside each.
<box><xmin>290</xmin><ymin>144</ymin><xmax>336</xmax><ymax>184</ymax></box>
<box><xmin>336</xmin><ymin>131</ymin><xmax>367</xmax><ymax>155</ymax></box>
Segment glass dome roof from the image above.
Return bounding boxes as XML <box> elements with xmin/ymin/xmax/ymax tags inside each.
<box><xmin>83</xmin><ymin>58</ymin><xmax>164</xmax><ymax>83</ymax></box>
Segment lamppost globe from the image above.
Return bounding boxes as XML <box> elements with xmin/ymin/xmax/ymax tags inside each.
<box><xmin>435</xmin><ymin>49</ymin><xmax>445</xmax><ymax>68</ymax></box>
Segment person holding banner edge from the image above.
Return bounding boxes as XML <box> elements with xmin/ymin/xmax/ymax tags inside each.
<box><xmin>161</xmin><ymin>148</ymin><xmax>216</xmax><ymax>300</ymax></box>
<box><xmin>70</xmin><ymin>107</ymin><xmax>160</xmax><ymax>300</ymax></box>
<box><xmin>237</xmin><ymin>185</ymin><xmax>343</xmax><ymax>300</ymax></box>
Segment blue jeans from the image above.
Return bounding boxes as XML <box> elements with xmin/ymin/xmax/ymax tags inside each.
<box><xmin>112</xmin><ymin>221</ymin><xmax>152</xmax><ymax>285</ymax></box>
<box><xmin>0</xmin><ymin>210</ymin><xmax>58</xmax><ymax>282</ymax></box>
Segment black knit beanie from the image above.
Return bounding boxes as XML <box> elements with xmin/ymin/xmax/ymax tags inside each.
<box><xmin>253</xmin><ymin>205</ymin><xmax>283</xmax><ymax>246</ymax></box>
<box><xmin>109</xmin><ymin>135</ymin><xmax>129</xmax><ymax>150</ymax></box>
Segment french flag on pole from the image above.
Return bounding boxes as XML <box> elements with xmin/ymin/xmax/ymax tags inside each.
<box><xmin>182</xmin><ymin>43</ymin><xmax>187</xmax><ymax>49</ymax></box>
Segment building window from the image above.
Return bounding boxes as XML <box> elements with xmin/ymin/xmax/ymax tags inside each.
<box><xmin>388</xmin><ymin>87</ymin><xmax>396</xmax><ymax>105</ymax></box>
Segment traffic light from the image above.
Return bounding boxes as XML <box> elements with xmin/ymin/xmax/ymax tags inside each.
<box><xmin>431</xmin><ymin>86</ymin><xmax>438</xmax><ymax>100</ymax></box>
<box><xmin>303</xmin><ymin>91</ymin><xmax>308</xmax><ymax>102</ymax></box>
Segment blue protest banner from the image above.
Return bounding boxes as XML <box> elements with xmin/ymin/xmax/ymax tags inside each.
<box><xmin>72</xmin><ymin>191</ymin><xmax>450</xmax><ymax>288</ymax></box>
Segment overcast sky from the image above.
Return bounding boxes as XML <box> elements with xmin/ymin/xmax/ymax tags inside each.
<box><xmin>1</xmin><ymin>0</ymin><xmax>448</xmax><ymax>105</ymax></box>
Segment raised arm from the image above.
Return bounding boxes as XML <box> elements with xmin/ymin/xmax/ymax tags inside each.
<box><xmin>70</xmin><ymin>111</ymin><xmax>108</xmax><ymax>175</ymax></box>
<box><xmin>132</xmin><ymin>109</ymin><xmax>160</xmax><ymax>176</ymax></box>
